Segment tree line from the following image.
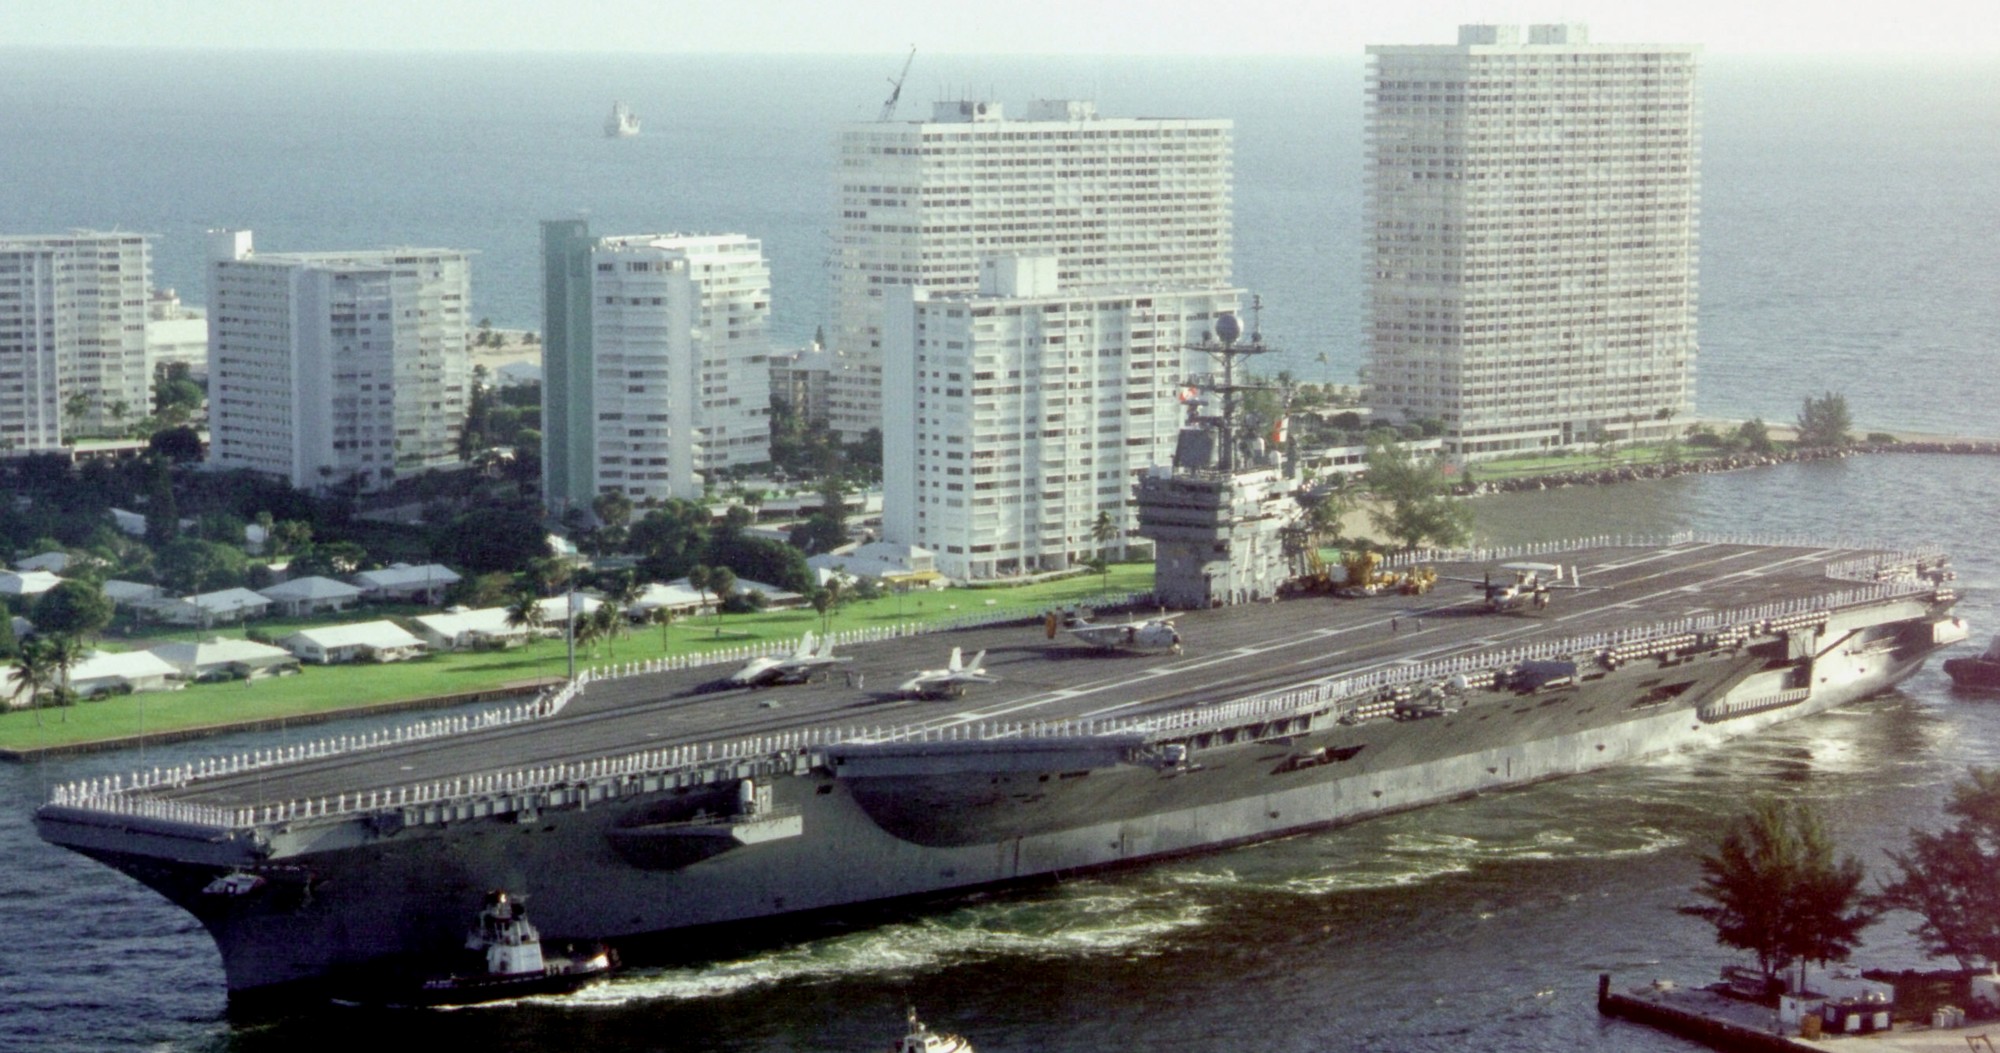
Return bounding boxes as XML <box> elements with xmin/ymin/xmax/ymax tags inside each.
<box><xmin>1682</xmin><ymin>769</ymin><xmax>2000</xmax><ymax>994</ymax></box>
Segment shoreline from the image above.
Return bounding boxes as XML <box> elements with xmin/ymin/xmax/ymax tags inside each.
<box><xmin>1457</xmin><ymin>440</ymin><xmax>2000</xmax><ymax>496</ymax></box>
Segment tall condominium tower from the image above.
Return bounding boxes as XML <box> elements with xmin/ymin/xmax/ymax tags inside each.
<box><xmin>541</xmin><ymin>222</ymin><xmax>771</xmax><ymax>511</ymax></box>
<box><xmin>1365</xmin><ymin>24</ymin><xmax>1699</xmax><ymax>459</ymax></box>
<box><xmin>831</xmin><ymin>99</ymin><xmax>1234</xmax><ymax>441</ymax></box>
<box><xmin>206</xmin><ymin>230</ymin><xmax>471</xmax><ymax>492</ymax></box>
<box><xmin>0</xmin><ymin>231</ymin><xmax>151</xmax><ymax>451</ymax></box>
<box><xmin>883</xmin><ymin>257</ymin><xmax>1238</xmax><ymax>581</ymax></box>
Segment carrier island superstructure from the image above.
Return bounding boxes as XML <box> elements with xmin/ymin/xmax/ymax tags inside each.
<box><xmin>35</xmin><ymin>363</ymin><xmax>1968</xmax><ymax>998</ymax></box>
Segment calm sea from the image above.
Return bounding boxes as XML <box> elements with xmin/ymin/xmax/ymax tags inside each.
<box><xmin>1</xmin><ymin>49</ymin><xmax>1997</xmax><ymax>1052</ymax></box>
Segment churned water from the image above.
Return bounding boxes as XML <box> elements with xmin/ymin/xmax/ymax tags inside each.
<box><xmin>0</xmin><ymin>47</ymin><xmax>1997</xmax><ymax>1052</ymax></box>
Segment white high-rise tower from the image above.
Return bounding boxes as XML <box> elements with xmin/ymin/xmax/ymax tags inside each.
<box><xmin>831</xmin><ymin>99</ymin><xmax>1234</xmax><ymax>441</ymax></box>
<box><xmin>206</xmin><ymin>231</ymin><xmax>471</xmax><ymax>492</ymax></box>
<box><xmin>541</xmin><ymin>224</ymin><xmax>771</xmax><ymax>510</ymax></box>
<box><xmin>0</xmin><ymin>231</ymin><xmax>151</xmax><ymax>451</ymax></box>
<box><xmin>1364</xmin><ymin>24</ymin><xmax>1700</xmax><ymax>459</ymax></box>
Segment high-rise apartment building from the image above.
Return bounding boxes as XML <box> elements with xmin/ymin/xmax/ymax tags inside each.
<box><xmin>883</xmin><ymin>256</ymin><xmax>1238</xmax><ymax>581</ymax></box>
<box><xmin>0</xmin><ymin>231</ymin><xmax>151</xmax><ymax>451</ymax></box>
<box><xmin>541</xmin><ymin>222</ymin><xmax>771</xmax><ymax>511</ymax></box>
<box><xmin>206</xmin><ymin>230</ymin><xmax>471</xmax><ymax>492</ymax></box>
<box><xmin>832</xmin><ymin>99</ymin><xmax>1234</xmax><ymax>441</ymax></box>
<box><xmin>1365</xmin><ymin>24</ymin><xmax>1699</xmax><ymax>459</ymax></box>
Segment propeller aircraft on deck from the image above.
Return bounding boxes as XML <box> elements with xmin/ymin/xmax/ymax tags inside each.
<box><xmin>1443</xmin><ymin>562</ymin><xmax>1597</xmax><ymax>613</ymax></box>
<box><xmin>1048</xmin><ymin>609</ymin><xmax>1184</xmax><ymax>654</ymax></box>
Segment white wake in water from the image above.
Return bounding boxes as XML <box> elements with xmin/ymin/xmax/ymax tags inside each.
<box><xmin>539</xmin><ymin>887</ymin><xmax>1211</xmax><ymax>1009</ymax></box>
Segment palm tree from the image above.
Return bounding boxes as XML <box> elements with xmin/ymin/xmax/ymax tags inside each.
<box><xmin>818</xmin><ymin>575</ymin><xmax>845</xmax><ymax>636</ymax></box>
<box><xmin>708</xmin><ymin>566</ymin><xmax>738</xmax><ymax>638</ymax></box>
<box><xmin>686</xmin><ymin>564</ymin><xmax>714</xmax><ymax>635</ymax></box>
<box><xmin>573</xmin><ymin>608</ymin><xmax>604</xmax><ymax>659</ymax></box>
<box><xmin>41</xmin><ymin>634</ymin><xmax>83</xmax><ymax>723</ymax></box>
<box><xmin>588</xmin><ymin>603</ymin><xmax>622</xmax><ymax>658</ymax></box>
<box><xmin>504</xmin><ymin>589</ymin><xmax>545</xmax><ymax>645</ymax></box>
<box><xmin>1091</xmin><ymin>509</ymin><xmax>1119</xmax><ymax>561</ymax></box>
<box><xmin>8</xmin><ymin>638</ymin><xmax>59</xmax><ymax>727</ymax></box>
<box><xmin>647</xmin><ymin>603</ymin><xmax>676</xmax><ymax>655</ymax></box>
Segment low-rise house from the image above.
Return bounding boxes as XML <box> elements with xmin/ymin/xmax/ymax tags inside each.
<box><xmin>14</xmin><ymin>551</ymin><xmax>75</xmax><ymax>573</ymax></box>
<box><xmin>101</xmin><ymin>580</ymin><xmax>164</xmax><ymax>608</ymax></box>
<box><xmin>726</xmin><ymin>578</ymin><xmax>806</xmax><ymax>608</ymax></box>
<box><xmin>281</xmin><ymin>621</ymin><xmax>427</xmax><ymax>664</ymax></box>
<box><xmin>665</xmin><ymin>576</ymin><xmax>805</xmax><ymax>609</ymax></box>
<box><xmin>146</xmin><ymin>587</ymin><xmax>273</xmax><ymax>627</ymax></box>
<box><xmin>626</xmin><ymin>582</ymin><xmax>710</xmax><ymax>619</ymax></box>
<box><xmin>0</xmin><ymin>571</ymin><xmax>62</xmax><ymax>598</ymax></box>
<box><xmin>109</xmin><ymin>508</ymin><xmax>147</xmax><ymax>537</ymax></box>
<box><xmin>807</xmin><ymin>541</ymin><xmax>943</xmax><ymax>589</ymax></box>
<box><xmin>257</xmin><ymin>576</ymin><xmax>364</xmax><ymax>617</ymax></box>
<box><xmin>410</xmin><ymin>608</ymin><xmax>531</xmax><ymax>651</ymax></box>
<box><xmin>150</xmin><ymin>638</ymin><xmax>299</xmax><ymax>681</ymax></box>
<box><xmin>353</xmin><ymin>563</ymin><xmax>461</xmax><ymax>604</ymax></box>
<box><xmin>69</xmin><ymin>650</ymin><xmax>181</xmax><ymax>697</ymax></box>
<box><xmin>536</xmin><ymin>593</ymin><xmax>602</xmax><ymax>625</ymax></box>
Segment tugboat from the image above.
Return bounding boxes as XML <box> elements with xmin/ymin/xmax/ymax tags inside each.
<box><xmin>891</xmin><ymin>1007</ymin><xmax>974</xmax><ymax>1053</ymax></box>
<box><xmin>340</xmin><ymin>890</ymin><xmax>613</xmax><ymax>1006</ymax></box>
<box><xmin>1945</xmin><ymin>635</ymin><xmax>2000</xmax><ymax>692</ymax></box>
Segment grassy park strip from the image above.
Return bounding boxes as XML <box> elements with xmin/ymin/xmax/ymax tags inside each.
<box><xmin>1</xmin><ymin>563</ymin><xmax>1155</xmax><ymax>755</ymax></box>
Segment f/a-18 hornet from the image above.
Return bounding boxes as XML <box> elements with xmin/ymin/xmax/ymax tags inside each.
<box><xmin>897</xmin><ymin>647</ymin><xmax>997</xmax><ymax>700</ymax></box>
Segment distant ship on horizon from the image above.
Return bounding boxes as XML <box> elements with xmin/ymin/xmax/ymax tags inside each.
<box><xmin>604</xmin><ymin>101</ymin><xmax>639</xmax><ymax>138</ymax></box>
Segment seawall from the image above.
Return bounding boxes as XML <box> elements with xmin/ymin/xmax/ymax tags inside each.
<box><xmin>1461</xmin><ymin>441</ymin><xmax>2000</xmax><ymax>495</ymax></box>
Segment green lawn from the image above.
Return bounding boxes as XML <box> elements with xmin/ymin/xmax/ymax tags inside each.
<box><xmin>1</xmin><ymin>564</ymin><xmax>1155</xmax><ymax>753</ymax></box>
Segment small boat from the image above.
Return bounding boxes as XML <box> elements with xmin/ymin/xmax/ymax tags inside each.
<box><xmin>605</xmin><ymin>101</ymin><xmax>640</xmax><ymax>138</ymax></box>
<box><xmin>338</xmin><ymin>890</ymin><xmax>614</xmax><ymax>1007</ymax></box>
<box><xmin>1945</xmin><ymin>635</ymin><xmax>2000</xmax><ymax>692</ymax></box>
<box><xmin>891</xmin><ymin>1007</ymin><xmax>974</xmax><ymax>1053</ymax></box>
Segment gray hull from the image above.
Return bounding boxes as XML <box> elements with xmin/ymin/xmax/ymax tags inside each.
<box><xmin>40</xmin><ymin>593</ymin><xmax>1951</xmax><ymax>996</ymax></box>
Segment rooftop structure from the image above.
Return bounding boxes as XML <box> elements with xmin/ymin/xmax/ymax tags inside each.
<box><xmin>148</xmin><ymin>637</ymin><xmax>297</xmax><ymax>680</ymax></box>
<box><xmin>257</xmin><ymin>576</ymin><xmax>365</xmax><ymax>617</ymax></box>
<box><xmin>0</xmin><ymin>231</ymin><xmax>152</xmax><ymax>450</ymax></box>
<box><xmin>280</xmin><ymin>621</ymin><xmax>426</xmax><ymax>664</ymax></box>
<box><xmin>0</xmin><ymin>570</ymin><xmax>63</xmax><ymax>597</ymax></box>
<box><xmin>205</xmin><ymin>230</ymin><xmax>472</xmax><ymax>492</ymax></box>
<box><xmin>1363</xmin><ymin>24</ymin><xmax>1700</xmax><ymax>459</ymax></box>
<box><xmin>69</xmin><ymin>650</ymin><xmax>181</xmax><ymax>698</ymax></box>
<box><xmin>351</xmin><ymin>563</ymin><xmax>460</xmax><ymax>602</ymax></box>
<box><xmin>830</xmin><ymin>100</ymin><xmax>1234</xmax><ymax>441</ymax></box>
<box><xmin>541</xmin><ymin>223</ymin><xmax>771</xmax><ymax>511</ymax></box>
<box><xmin>148</xmin><ymin>587</ymin><xmax>272</xmax><ymax>627</ymax></box>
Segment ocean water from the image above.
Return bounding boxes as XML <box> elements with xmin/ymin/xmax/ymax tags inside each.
<box><xmin>1</xmin><ymin>50</ymin><xmax>1995</xmax><ymax>433</ymax></box>
<box><xmin>2</xmin><ymin>48</ymin><xmax>1999</xmax><ymax>1052</ymax></box>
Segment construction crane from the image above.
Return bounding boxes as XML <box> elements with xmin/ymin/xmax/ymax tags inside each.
<box><xmin>879</xmin><ymin>45</ymin><xmax>916</xmax><ymax>121</ymax></box>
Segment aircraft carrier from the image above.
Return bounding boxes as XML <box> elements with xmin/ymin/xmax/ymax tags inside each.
<box><xmin>36</xmin><ymin>534</ymin><xmax>1965</xmax><ymax>998</ymax></box>
<box><xmin>31</xmin><ymin>322</ymin><xmax>1970</xmax><ymax>998</ymax></box>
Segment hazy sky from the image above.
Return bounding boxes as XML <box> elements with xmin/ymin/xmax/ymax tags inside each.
<box><xmin>12</xmin><ymin>0</ymin><xmax>1998</xmax><ymax>54</ymax></box>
